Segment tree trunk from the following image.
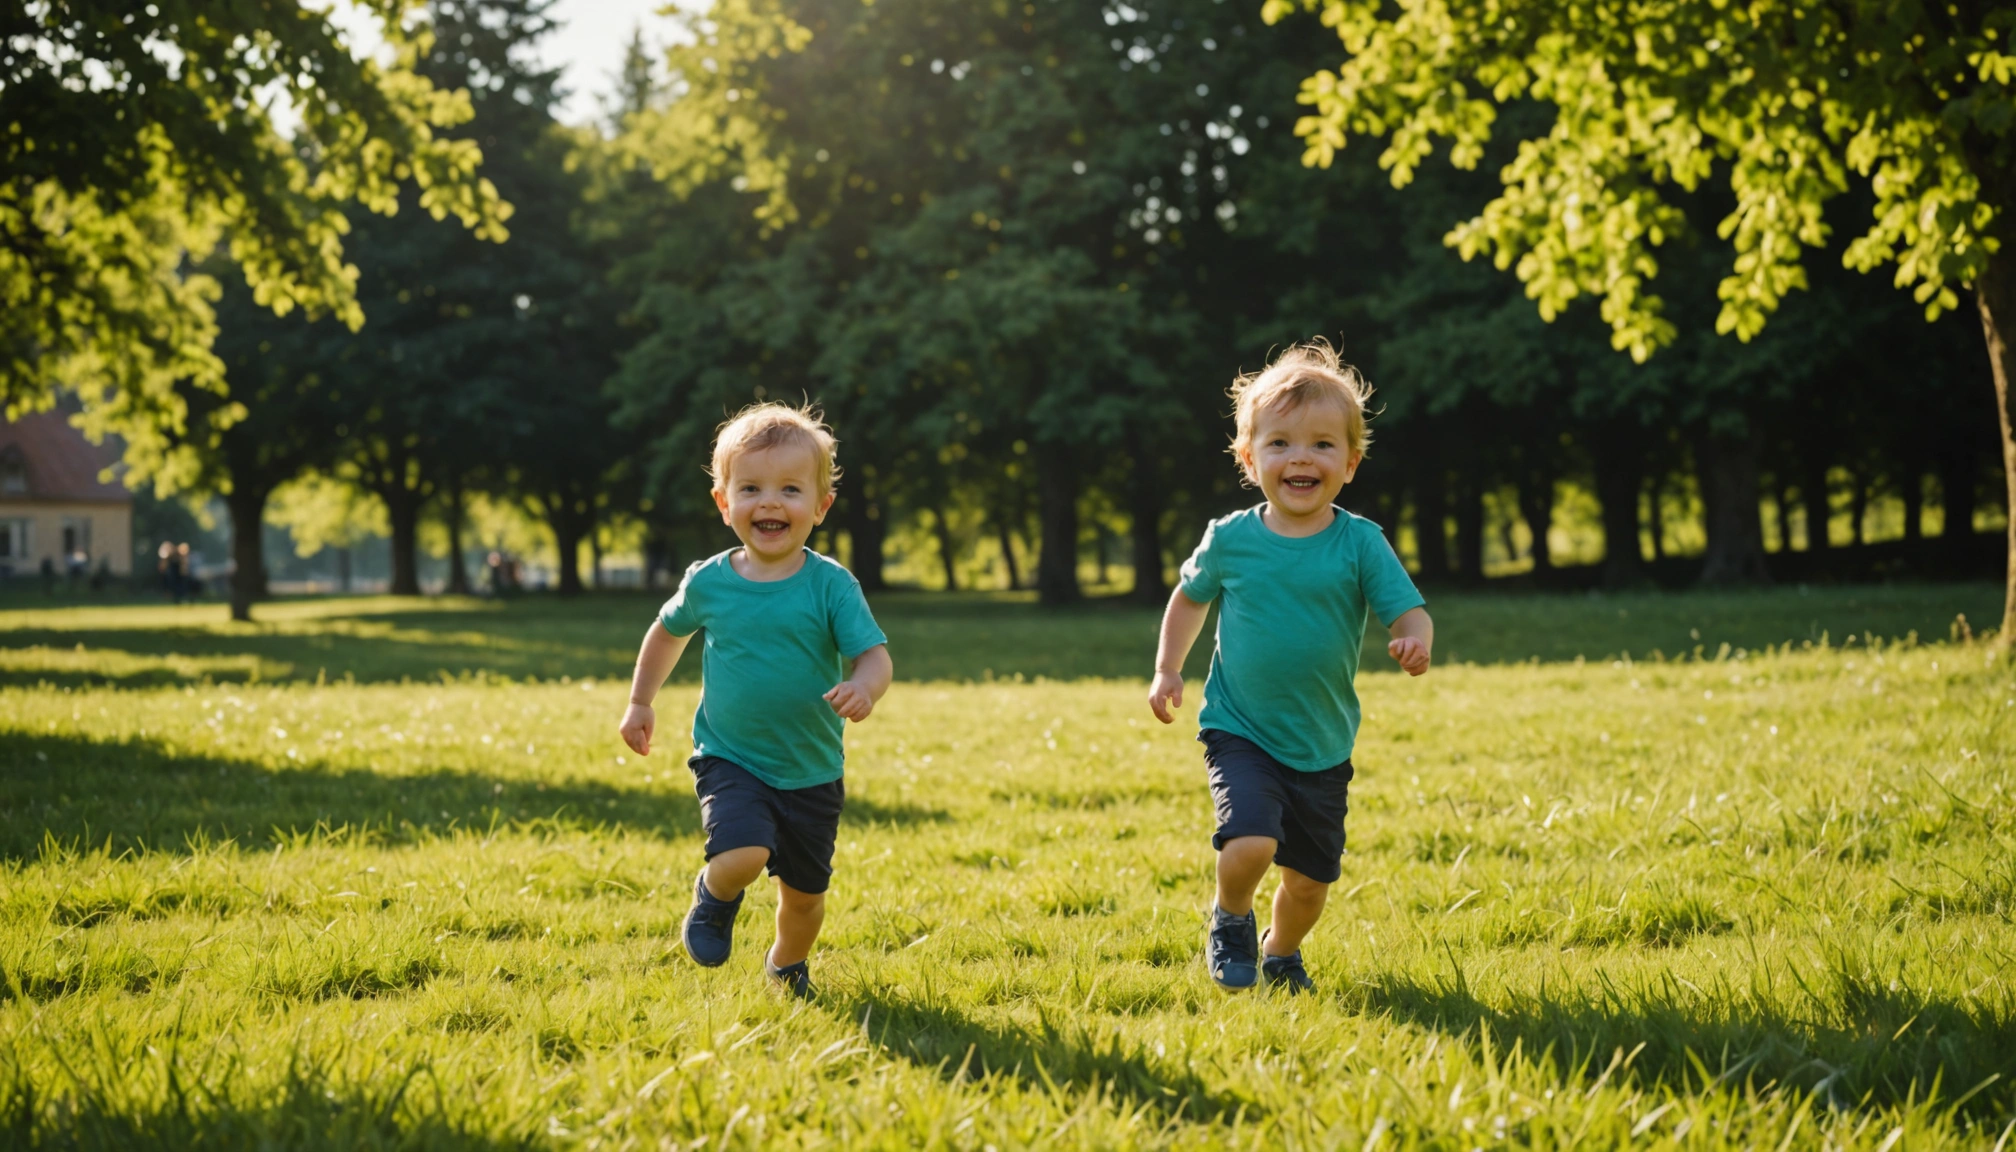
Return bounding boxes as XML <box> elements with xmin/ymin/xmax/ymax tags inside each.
<box><xmin>1697</xmin><ymin>429</ymin><xmax>1772</xmax><ymax>585</ymax></box>
<box><xmin>1412</xmin><ymin>444</ymin><xmax>1450</xmax><ymax>581</ymax></box>
<box><xmin>1849</xmin><ymin>471</ymin><xmax>1869</xmax><ymax>547</ymax></box>
<box><xmin>445</xmin><ymin>481</ymin><xmax>471</xmax><ymax>595</ymax></box>
<box><xmin>549</xmin><ymin>496</ymin><xmax>585</xmax><ymax>597</ymax></box>
<box><xmin>225</xmin><ymin>483</ymin><xmax>269</xmax><ymax>623</ymax></box>
<box><xmin>1901</xmin><ymin>460</ymin><xmax>1925</xmax><ymax>549</ymax></box>
<box><xmin>840</xmin><ymin>493</ymin><xmax>886</xmax><ymax>591</ymax></box>
<box><xmin>1591</xmin><ymin>431</ymin><xmax>1645</xmax><ymax>587</ymax></box>
<box><xmin>1128</xmin><ymin>462</ymin><xmax>1166</xmax><ymax>603</ymax></box>
<box><xmin>1976</xmin><ymin>254</ymin><xmax>2016</xmax><ymax>638</ymax></box>
<box><xmin>590</xmin><ymin>516</ymin><xmax>605</xmax><ymax>590</ymax></box>
<box><xmin>1646</xmin><ymin>473</ymin><xmax>1666</xmax><ymax>562</ymax></box>
<box><xmin>1772</xmin><ymin>479</ymin><xmax>1792</xmax><ymax>553</ymax></box>
<box><xmin>1938</xmin><ymin>449</ymin><xmax>1979</xmax><ymax>565</ymax></box>
<box><xmin>1517</xmin><ymin>471</ymin><xmax>1553</xmax><ymax>573</ymax></box>
<box><xmin>1034</xmin><ymin>443</ymin><xmax>1080</xmax><ymax>605</ymax></box>
<box><xmin>1801</xmin><ymin>455</ymin><xmax>1832</xmax><ymax>555</ymax></box>
<box><xmin>1454</xmin><ymin>470</ymin><xmax>1486</xmax><ymax>584</ymax></box>
<box><xmin>996</xmin><ymin>515</ymin><xmax>1023</xmax><ymax>591</ymax></box>
<box><xmin>931</xmin><ymin>505</ymin><xmax>959</xmax><ymax>591</ymax></box>
<box><xmin>385</xmin><ymin>490</ymin><xmax>422</xmax><ymax>596</ymax></box>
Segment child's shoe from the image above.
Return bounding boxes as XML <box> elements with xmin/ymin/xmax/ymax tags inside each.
<box><xmin>1205</xmin><ymin>906</ymin><xmax>1260</xmax><ymax>991</ymax></box>
<box><xmin>1259</xmin><ymin>929</ymin><xmax>1314</xmax><ymax>994</ymax></box>
<box><xmin>765</xmin><ymin>954</ymin><xmax>815</xmax><ymax>1000</ymax></box>
<box><xmin>682</xmin><ymin>871</ymin><xmax>742</xmax><ymax>967</ymax></box>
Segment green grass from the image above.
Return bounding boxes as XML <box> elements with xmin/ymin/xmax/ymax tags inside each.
<box><xmin>2</xmin><ymin>586</ymin><xmax>2013</xmax><ymax>1148</ymax></box>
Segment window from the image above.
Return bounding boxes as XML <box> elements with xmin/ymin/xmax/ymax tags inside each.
<box><xmin>62</xmin><ymin>516</ymin><xmax>91</xmax><ymax>562</ymax></box>
<box><xmin>0</xmin><ymin>519</ymin><xmax>27</xmax><ymax>561</ymax></box>
<box><xmin>0</xmin><ymin>447</ymin><xmax>24</xmax><ymax>496</ymax></box>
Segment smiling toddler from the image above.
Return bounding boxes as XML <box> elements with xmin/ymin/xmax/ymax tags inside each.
<box><xmin>618</xmin><ymin>403</ymin><xmax>892</xmax><ymax>998</ymax></box>
<box><xmin>1148</xmin><ymin>341</ymin><xmax>1433</xmax><ymax>994</ymax></box>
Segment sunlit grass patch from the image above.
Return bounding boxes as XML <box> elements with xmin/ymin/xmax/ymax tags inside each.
<box><xmin>2</xmin><ymin>598</ymin><xmax>2014</xmax><ymax>1147</ymax></box>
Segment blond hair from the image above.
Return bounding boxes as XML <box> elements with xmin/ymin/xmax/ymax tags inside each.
<box><xmin>1228</xmin><ymin>340</ymin><xmax>1373</xmax><ymax>483</ymax></box>
<box><xmin>709</xmin><ymin>402</ymin><xmax>841</xmax><ymax>497</ymax></box>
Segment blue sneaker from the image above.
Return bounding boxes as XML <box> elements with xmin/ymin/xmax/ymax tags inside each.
<box><xmin>1259</xmin><ymin>930</ymin><xmax>1314</xmax><ymax>994</ymax></box>
<box><xmin>682</xmin><ymin>871</ymin><xmax>742</xmax><ymax>967</ymax></box>
<box><xmin>1205</xmin><ymin>906</ymin><xmax>1259</xmax><ymax>991</ymax></box>
<box><xmin>765</xmin><ymin>954</ymin><xmax>815</xmax><ymax>1000</ymax></box>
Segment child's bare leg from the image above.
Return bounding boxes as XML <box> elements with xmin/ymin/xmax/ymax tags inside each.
<box><xmin>1215</xmin><ymin>835</ymin><xmax>1276</xmax><ymax>914</ymax></box>
<box><xmin>705</xmin><ymin>846</ymin><xmax>770</xmax><ymax>900</ymax></box>
<box><xmin>1264</xmin><ymin>866</ymin><xmax>1329</xmax><ymax>955</ymax></box>
<box><xmin>769</xmin><ymin>881</ymin><xmax>825</xmax><ymax>967</ymax></box>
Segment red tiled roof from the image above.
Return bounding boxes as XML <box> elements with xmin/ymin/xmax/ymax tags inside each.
<box><xmin>0</xmin><ymin>410</ymin><xmax>129</xmax><ymax>504</ymax></box>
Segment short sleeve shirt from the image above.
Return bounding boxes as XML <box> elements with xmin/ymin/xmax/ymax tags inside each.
<box><xmin>1178</xmin><ymin>505</ymin><xmax>1424</xmax><ymax>769</ymax></box>
<box><xmin>660</xmin><ymin>549</ymin><xmax>888</xmax><ymax>789</ymax></box>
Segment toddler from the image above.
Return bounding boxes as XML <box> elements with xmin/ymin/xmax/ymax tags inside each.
<box><xmin>1148</xmin><ymin>341</ymin><xmax>1432</xmax><ymax>993</ymax></box>
<box><xmin>619</xmin><ymin>403</ymin><xmax>892</xmax><ymax>998</ymax></box>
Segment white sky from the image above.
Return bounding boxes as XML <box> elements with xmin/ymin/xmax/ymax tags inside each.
<box><xmin>545</xmin><ymin>0</ymin><xmax>686</xmax><ymax>126</ymax></box>
<box><xmin>324</xmin><ymin>0</ymin><xmax>690</xmax><ymax>129</ymax></box>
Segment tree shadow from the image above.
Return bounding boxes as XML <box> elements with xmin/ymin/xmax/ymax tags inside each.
<box><xmin>1351</xmin><ymin>964</ymin><xmax>2016</xmax><ymax>1120</ymax></box>
<box><xmin>0</xmin><ymin>732</ymin><xmax>948</xmax><ymax>861</ymax></box>
<box><xmin>0</xmin><ymin>1062</ymin><xmax>539</xmax><ymax>1152</ymax></box>
<box><xmin>833</xmin><ymin>989</ymin><xmax>1246</xmax><ymax>1123</ymax></box>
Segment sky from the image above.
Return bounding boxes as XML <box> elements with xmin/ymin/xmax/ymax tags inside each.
<box><xmin>543</xmin><ymin>0</ymin><xmax>685</xmax><ymax>126</ymax></box>
<box><xmin>324</xmin><ymin>0</ymin><xmax>689</xmax><ymax>129</ymax></box>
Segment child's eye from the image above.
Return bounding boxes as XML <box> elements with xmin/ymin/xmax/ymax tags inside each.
<box><xmin>783</xmin><ymin>485</ymin><xmax>801</xmax><ymax>495</ymax></box>
<box><xmin>1316</xmin><ymin>440</ymin><xmax>1334</xmax><ymax>450</ymax></box>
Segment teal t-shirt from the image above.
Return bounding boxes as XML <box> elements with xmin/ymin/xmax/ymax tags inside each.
<box><xmin>659</xmin><ymin>549</ymin><xmax>888</xmax><ymax>790</ymax></box>
<box><xmin>1179</xmin><ymin>505</ymin><xmax>1424</xmax><ymax>770</ymax></box>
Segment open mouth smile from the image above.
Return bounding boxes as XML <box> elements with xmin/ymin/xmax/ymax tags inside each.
<box><xmin>1283</xmin><ymin>476</ymin><xmax>1321</xmax><ymax>491</ymax></box>
<box><xmin>753</xmin><ymin>519</ymin><xmax>790</xmax><ymax>534</ymax></box>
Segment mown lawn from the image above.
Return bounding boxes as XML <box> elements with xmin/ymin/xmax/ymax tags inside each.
<box><xmin>2</xmin><ymin>585</ymin><xmax>2012</xmax><ymax>1149</ymax></box>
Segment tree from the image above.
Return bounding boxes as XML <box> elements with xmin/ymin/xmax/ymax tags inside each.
<box><xmin>7</xmin><ymin>0</ymin><xmax>509</xmax><ymax>456</ymax></box>
<box><xmin>1272</xmin><ymin>0</ymin><xmax>2016</xmax><ymax>623</ymax></box>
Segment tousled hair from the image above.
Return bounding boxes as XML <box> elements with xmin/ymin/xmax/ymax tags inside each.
<box><xmin>709</xmin><ymin>402</ymin><xmax>841</xmax><ymax>497</ymax></box>
<box><xmin>1228</xmin><ymin>339</ymin><xmax>1373</xmax><ymax>484</ymax></box>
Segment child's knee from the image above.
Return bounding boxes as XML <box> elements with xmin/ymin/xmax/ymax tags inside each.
<box><xmin>1279</xmin><ymin>869</ymin><xmax>1330</xmax><ymax>900</ymax></box>
<box><xmin>777</xmin><ymin>884</ymin><xmax>825</xmax><ymax>914</ymax></box>
<box><xmin>1219</xmin><ymin>835</ymin><xmax>1278</xmax><ymax>862</ymax></box>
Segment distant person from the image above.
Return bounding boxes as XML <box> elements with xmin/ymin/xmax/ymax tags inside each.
<box><xmin>173</xmin><ymin>542</ymin><xmax>193</xmax><ymax>602</ymax></box>
<box><xmin>157</xmin><ymin>541</ymin><xmax>176</xmax><ymax>599</ymax></box>
<box><xmin>486</xmin><ymin>550</ymin><xmax>504</xmax><ymax>597</ymax></box>
<box><xmin>616</xmin><ymin>403</ymin><xmax>891</xmax><ymax>1000</ymax></box>
<box><xmin>1148</xmin><ymin>341</ymin><xmax>1434</xmax><ymax>996</ymax></box>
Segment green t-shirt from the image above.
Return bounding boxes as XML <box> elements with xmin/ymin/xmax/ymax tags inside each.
<box><xmin>1179</xmin><ymin>505</ymin><xmax>1424</xmax><ymax>770</ymax></box>
<box><xmin>660</xmin><ymin>549</ymin><xmax>888</xmax><ymax>790</ymax></box>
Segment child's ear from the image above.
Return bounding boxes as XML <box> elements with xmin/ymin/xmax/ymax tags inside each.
<box><xmin>711</xmin><ymin>487</ymin><xmax>732</xmax><ymax>522</ymax></box>
<box><xmin>1340</xmin><ymin>452</ymin><xmax>1363</xmax><ymax>483</ymax></box>
<box><xmin>813</xmin><ymin>489</ymin><xmax>837</xmax><ymax>523</ymax></box>
<box><xmin>1236</xmin><ymin>444</ymin><xmax>1258</xmax><ymax>486</ymax></box>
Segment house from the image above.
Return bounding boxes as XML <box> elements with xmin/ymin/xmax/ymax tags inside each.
<box><xmin>0</xmin><ymin>410</ymin><xmax>133</xmax><ymax>578</ymax></box>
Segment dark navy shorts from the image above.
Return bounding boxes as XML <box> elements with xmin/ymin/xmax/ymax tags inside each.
<box><xmin>689</xmin><ymin>756</ymin><xmax>845</xmax><ymax>895</ymax></box>
<box><xmin>1199</xmin><ymin>728</ymin><xmax>1354</xmax><ymax>884</ymax></box>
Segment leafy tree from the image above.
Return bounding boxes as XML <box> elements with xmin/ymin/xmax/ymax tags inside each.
<box><xmin>1270</xmin><ymin>0</ymin><xmax>2016</xmax><ymax>622</ymax></box>
<box><xmin>6</xmin><ymin>0</ymin><xmax>508</xmax><ymax>457</ymax></box>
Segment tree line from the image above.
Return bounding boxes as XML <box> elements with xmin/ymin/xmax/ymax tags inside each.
<box><xmin>10</xmin><ymin>0</ymin><xmax>2010</xmax><ymax>622</ymax></box>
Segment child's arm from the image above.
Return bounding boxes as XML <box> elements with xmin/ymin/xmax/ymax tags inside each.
<box><xmin>1387</xmin><ymin>606</ymin><xmax>1433</xmax><ymax>676</ymax></box>
<box><xmin>618</xmin><ymin>622</ymin><xmax>694</xmax><ymax>755</ymax></box>
<box><xmin>824</xmin><ymin>643</ymin><xmax>892</xmax><ymax>722</ymax></box>
<box><xmin>1149</xmin><ymin>588</ymin><xmax>1211</xmax><ymax>723</ymax></box>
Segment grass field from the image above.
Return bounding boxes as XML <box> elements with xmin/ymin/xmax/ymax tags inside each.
<box><xmin>3</xmin><ymin>585</ymin><xmax>2013</xmax><ymax>1149</ymax></box>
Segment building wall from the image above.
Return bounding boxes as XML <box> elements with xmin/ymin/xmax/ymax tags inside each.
<box><xmin>0</xmin><ymin>500</ymin><xmax>134</xmax><ymax>577</ymax></box>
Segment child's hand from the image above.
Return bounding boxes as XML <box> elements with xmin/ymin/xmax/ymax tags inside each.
<box><xmin>1388</xmin><ymin>636</ymin><xmax>1430</xmax><ymax>676</ymax></box>
<box><xmin>825</xmin><ymin>680</ymin><xmax>876</xmax><ymax>722</ymax></box>
<box><xmin>618</xmin><ymin>702</ymin><xmax>655</xmax><ymax>755</ymax></box>
<box><xmin>1148</xmin><ymin>670</ymin><xmax>1185</xmax><ymax>724</ymax></box>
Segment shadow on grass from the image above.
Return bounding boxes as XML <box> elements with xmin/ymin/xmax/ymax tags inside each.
<box><xmin>1354</xmin><ymin>963</ymin><xmax>2016</xmax><ymax>1120</ymax></box>
<box><xmin>0</xmin><ymin>1063</ymin><xmax>534</xmax><ymax>1152</ymax></box>
<box><xmin>836</xmin><ymin>990</ymin><xmax>1245</xmax><ymax>1123</ymax></box>
<box><xmin>0</xmin><ymin>733</ymin><xmax>948</xmax><ymax>860</ymax></box>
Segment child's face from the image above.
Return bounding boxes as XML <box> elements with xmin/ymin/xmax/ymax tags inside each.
<box><xmin>1240</xmin><ymin>399</ymin><xmax>1362</xmax><ymax>521</ymax></box>
<box><xmin>713</xmin><ymin>441</ymin><xmax>835</xmax><ymax>563</ymax></box>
